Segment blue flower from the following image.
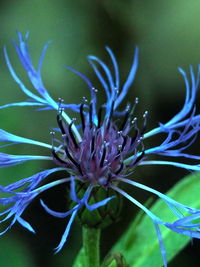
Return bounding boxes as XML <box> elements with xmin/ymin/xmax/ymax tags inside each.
<box><xmin>1</xmin><ymin>31</ymin><xmax>200</xmax><ymax>266</ymax></box>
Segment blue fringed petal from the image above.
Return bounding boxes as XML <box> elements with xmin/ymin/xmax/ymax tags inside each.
<box><xmin>54</xmin><ymin>209</ymin><xmax>78</xmax><ymax>254</ymax></box>
<box><xmin>17</xmin><ymin>216</ymin><xmax>36</xmax><ymax>233</ymax></box>
<box><xmin>0</xmin><ymin>129</ymin><xmax>51</xmax><ymax>149</ymax></box>
<box><xmin>0</xmin><ymin>168</ymin><xmax>67</xmax><ymax>233</ymax></box>
<box><xmin>0</xmin><ymin>152</ymin><xmax>51</xmax><ymax>167</ymax></box>
<box><xmin>0</xmin><ymin>101</ymin><xmax>44</xmax><ymax>109</ymax></box>
<box><xmin>115</xmin><ymin>47</ymin><xmax>139</xmax><ymax>108</ymax></box>
<box><xmin>145</xmin><ymin>65</ymin><xmax>200</xmax><ymax>139</ymax></box>
<box><xmin>40</xmin><ymin>200</ymin><xmax>78</xmax><ymax>218</ymax></box>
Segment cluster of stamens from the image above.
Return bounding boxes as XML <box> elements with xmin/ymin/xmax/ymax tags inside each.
<box><xmin>52</xmin><ymin>98</ymin><xmax>147</xmax><ymax>188</ymax></box>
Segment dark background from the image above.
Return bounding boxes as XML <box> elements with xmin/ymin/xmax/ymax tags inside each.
<box><xmin>0</xmin><ymin>0</ymin><xmax>200</xmax><ymax>266</ymax></box>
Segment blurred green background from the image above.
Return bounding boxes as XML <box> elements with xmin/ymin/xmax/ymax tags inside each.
<box><xmin>0</xmin><ymin>0</ymin><xmax>200</xmax><ymax>266</ymax></box>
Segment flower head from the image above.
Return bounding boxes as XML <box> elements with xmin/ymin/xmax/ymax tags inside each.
<box><xmin>1</xmin><ymin>32</ymin><xmax>200</xmax><ymax>266</ymax></box>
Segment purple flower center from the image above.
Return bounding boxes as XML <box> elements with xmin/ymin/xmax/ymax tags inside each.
<box><xmin>52</xmin><ymin>100</ymin><xmax>146</xmax><ymax>187</ymax></box>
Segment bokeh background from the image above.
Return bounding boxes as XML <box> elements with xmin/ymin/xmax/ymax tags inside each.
<box><xmin>0</xmin><ymin>0</ymin><xmax>200</xmax><ymax>266</ymax></box>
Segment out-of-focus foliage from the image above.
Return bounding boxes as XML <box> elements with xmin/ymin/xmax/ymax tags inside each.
<box><xmin>0</xmin><ymin>234</ymin><xmax>36</xmax><ymax>267</ymax></box>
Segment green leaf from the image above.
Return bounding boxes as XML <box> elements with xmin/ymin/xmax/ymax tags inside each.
<box><xmin>72</xmin><ymin>248</ymin><xmax>86</xmax><ymax>267</ymax></box>
<box><xmin>111</xmin><ymin>172</ymin><xmax>200</xmax><ymax>267</ymax></box>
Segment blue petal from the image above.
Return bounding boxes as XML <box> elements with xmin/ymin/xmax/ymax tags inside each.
<box><xmin>115</xmin><ymin>47</ymin><xmax>139</xmax><ymax>107</ymax></box>
<box><xmin>54</xmin><ymin>208</ymin><xmax>78</xmax><ymax>254</ymax></box>
<box><xmin>40</xmin><ymin>200</ymin><xmax>78</xmax><ymax>218</ymax></box>
<box><xmin>64</xmin><ymin>65</ymin><xmax>94</xmax><ymax>90</ymax></box>
<box><xmin>166</xmin><ymin>223</ymin><xmax>200</xmax><ymax>239</ymax></box>
<box><xmin>105</xmin><ymin>46</ymin><xmax>120</xmax><ymax>90</ymax></box>
<box><xmin>173</xmin><ymin>213</ymin><xmax>200</xmax><ymax>227</ymax></box>
<box><xmin>154</xmin><ymin>223</ymin><xmax>167</xmax><ymax>267</ymax></box>
<box><xmin>85</xmin><ymin>196</ymin><xmax>115</xmax><ymax>211</ymax></box>
<box><xmin>166</xmin><ymin>67</ymin><xmax>198</xmax><ymax>126</ymax></box>
<box><xmin>17</xmin><ymin>216</ymin><xmax>35</xmax><ymax>233</ymax></box>
<box><xmin>144</xmin><ymin>65</ymin><xmax>200</xmax><ymax>139</ymax></box>
<box><xmin>0</xmin><ymin>129</ymin><xmax>51</xmax><ymax>149</ymax></box>
<box><xmin>70</xmin><ymin>176</ymin><xmax>80</xmax><ymax>202</ymax></box>
<box><xmin>87</xmin><ymin>59</ymin><xmax>111</xmax><ymax>99</ymax></box>
<box><xmin>116</xmin><ymin>177</ymin><xmax>200</xmax><ymax>214</ymax></box>
<box><xmin>1</xmin><ymin>168</ymin><xmax>65</xmax><ymax>192</ymax></box>
<box><xmin>140</xmin><ymin>160</ymin><xmax>200</xmax><ymax>172</ymax></box>
<box><xmin>0</xmin><ymin>226</ymin><xmax>11</xmax><ymax>236</ymax></box>
<box><xmin>38</xmin><ymin>41</ymin><xmax>52</xmax><ymax>74</ymax></box>
<box><xmin>0</xmin><ymin>152</ymin><xmax>51</xmax><ymax>167</ymax></box>
<box><xmin>4</xmin><ymin>46</ymin><xmax>45</xmax><ymax>103</ymax></box>
<box><xmin>64</xmin><ymin>65</ymin><xmax>98</xmax><ymax>124</ymax></box>
<box><xmin>0</xmin><ymin>102</ymin><xmax>44</xmax><ymax>109</ymax></box>
<box><xmin>87</xmin><ymin>55</ymin><xmax>115</xmax><ymax>94</ymax></box>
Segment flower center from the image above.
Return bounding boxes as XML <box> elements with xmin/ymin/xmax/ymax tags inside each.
<box><xmin>52</xmin><ymin>100</ymin><xmax>146</xmax><ymax>187</ymax></box>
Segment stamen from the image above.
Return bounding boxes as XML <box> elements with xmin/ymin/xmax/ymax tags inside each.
<box><xmin>52</xmin><ymin>149</ymin><xmax>67</xmax><ymax>165</ymax></box>
<box><xmin>120</xmin><ymin>106</ymin><xmax>130</xmax><ymax>131</ymax></box>
<box><xmin>109</xmin><ymin>100</ymin><xmax>115</xmax><ymax>119</ymax></box>
<box><xmin>91</xmin><ymin>135</ymin><xmax>95</xmax><ymax>153</ymax></box>
<box><xmin>100</xmin><ymin>144</ymin><xmax>107</xmax><ymax>167</ymax></box>
<box><xmin>50</xmin><ymin>131</ymin><xmax>67</xmax><ymax>164</ymax></box>
<box><xmin>115</xmin><ymin>161</ymin><xmax>124</xmax><ymax>175</ymax></box>
<box><xmin>107</xmin><ymin>100</ymin><xmax>115</xmax><ymax>129</ymax></box>
<box><xmin>65</xmin><ymin>145</ymin><xmax>83</xmax><ymax>175</ymax></box>
<box><xmin>80</xmin><ymin>103</ymin><xmax>85</xmax><ymax>132</ymax></box>
<box><xmin>131</xmin><ymin>117</ymin><xmax>137</xmax><ymax>126</ymax></box>
<box><xmin>131</xmin><ymin>129</ymin><xmax>139</xmax><ymax>146</ymax></box>
<box><xmin>82</xmin><ymin>96</ymin><xmax>88</xmax><ymax>103</ymax></box>
<box><xmin>118</xmin><ymin>144</ymin><xmax>122</xmax><ymax>151</ymax></box>
<box><xmin>69</xmin><ymin>119</ymin><xmax>79</xmax><ymax>149</ymax></box>
<box><xmin>134</xmin><ymin>150</ymin><xmax>145</xmax><ymax>165</ymax></box>
<box><xmin>92</xmin><ymin>87</ymin><xmax>98</xmax><ymax>93</ymax></box>
<box><xmin>57</xmin><ymin>108</ymin><xmax>66</xmax><ymax>134</ymax></box>
<box><xmin>121</xmin><ymin>135</ymin><xmax>128</xmax><ymax>151</ymax></box>
<box><xmin>141</xmin><ymin>110</ymin><xmax>148</xmax><ymax>135</ymax></box>
<box><xmin>114</xmin><ymin>87</ymin><xmax>119</xmax><ymax>96</ymax></box>
<box><xmin>50</xmin><ymin>131</ymin><xmax>55</xmax><ymax>148</ymax></box>
<box><xmin>58</xmin><ymin>98</ymin><xmax>64</xmax><ymax>109</ymax></box>
<box><xmin>137</xmin><ymin>136</ymin><xmax>143</xmax><ymax>144</ymax></box>
<box><xmin>97</xmin><ymin>106</ymin><xmax>103</xmax><ymax>128</ymax></box>
<box><xmin>89</xmin><ymin>102</ymin><xmax>93</xmax><ymax>128</ymax></box>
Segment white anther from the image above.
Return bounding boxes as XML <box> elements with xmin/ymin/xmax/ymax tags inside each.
<box><xmin>92</xmin><ymin>87</ymin><xmax>98</xmax><ymax>93</ymax></box>
<box><xmin>143</xmin><ymin>111</ymin><xmax>148</xmax><ymax>118</ymax></box>
<box><xmin>126</xmin><ymin>104</ymin><xmax>130</xmax><ymax>112</ymax></box>
<box><xmin>118</xmin><ymin>144</ymin><xmax>122</xmax><ymax>150</ymax></box>
<box><xmin>137</xmin><ymin>137</ymin><xmax>143</xmax><ymax>143</ymax></box>
<box><xmin>82</xmin><ymin>97</ymin><xmax>88</xmax><ymax>103</ymax></box>
<box><xmin>115</xmin><ymin>87</ymin><xmax>119</xmax><ymax>94</ymax></box>
<box><xmin>131</xmin><ymin>117</ymin><xmax>137</xmax><ymax>124</ymax></box>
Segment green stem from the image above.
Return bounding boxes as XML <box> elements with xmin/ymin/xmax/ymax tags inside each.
<box><xmin>82</xmin><ymin>227</ymin><xmax>101</xmax><ymax>267</ymax></box>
